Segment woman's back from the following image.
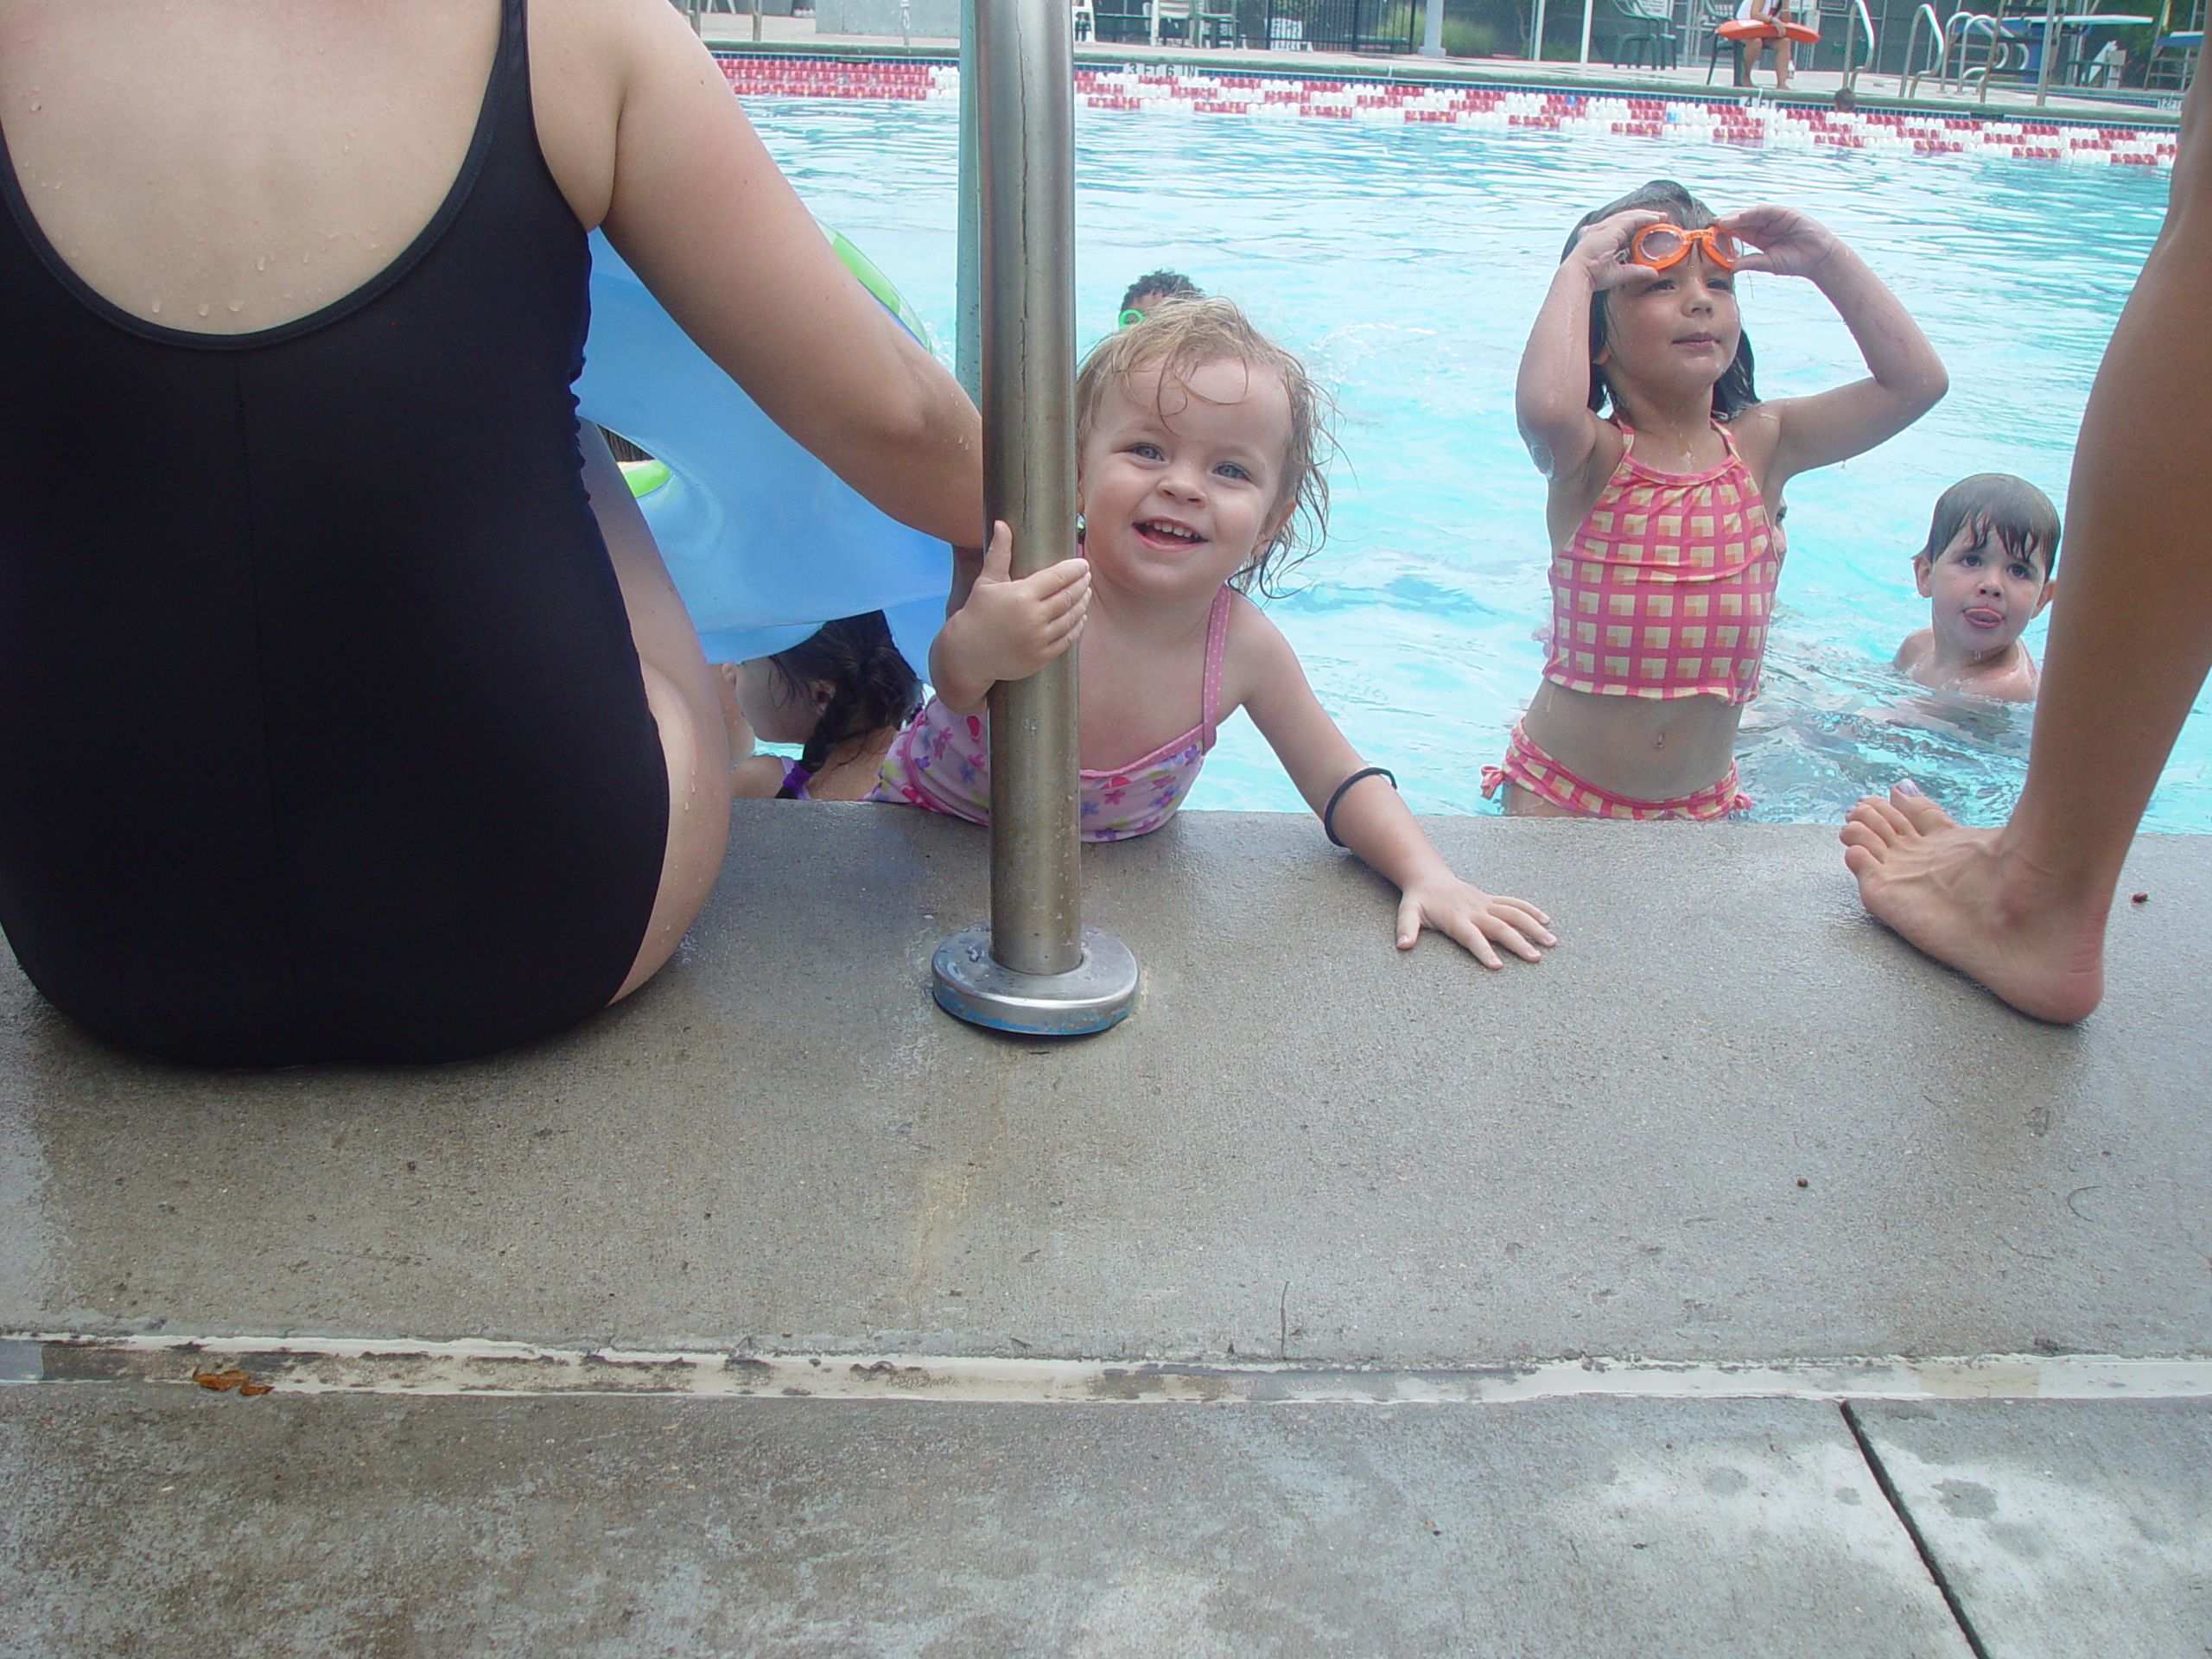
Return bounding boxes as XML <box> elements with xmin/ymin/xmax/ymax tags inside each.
<box><xmin>0</xmin><ymin>0</ymin><xmax>671</xmax><ymax>1065</ymax></box>
<box><xmin>0</xmin><ymin>0</ymin><xmax>984</xmax><ymax>1065</ymax></box>
<box><xmin>0</xmin><ymin>1</ymin><xmax>518</xmax><ymax>335</ymax></box>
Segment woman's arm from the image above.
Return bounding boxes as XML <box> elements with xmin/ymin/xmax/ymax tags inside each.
<box><xmin>1720</xmin><ymin>206</ymin><xmax>1948</xmax><ymax>488</ymax></box>
<box><xmin>1235</xmin><ymin>607</ymin><xmax>1554</xmax><ymax>965</ymax></box>
<box><xmin>1516</xmin><ymin>208</ymin><xmax>1662</xmax><ymax>482</ymax></box>
<box><xmin>532</xmin><ymin>0</ymin><xmax>982</xmax><ymax>547</ymax></box>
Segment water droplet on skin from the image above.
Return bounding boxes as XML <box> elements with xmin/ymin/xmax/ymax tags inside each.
<box><xmin>149</xmin><ymin>299</ymin><xmax>161</xmax><ymax>314</ymax></box>
<box><xmin>196</xmin><ymin>304</ymin><xmax>209</xmax><ymax>318</ymax></box>
<box><xmin>27</xmin><ymin>102</ymin><xmax>40</xmax><ymax>113</ymax></box>
<box><xmin>226</xmin><ymin>300</ymin><xmax>242</xmax><ymax>314</ymax></box>
<box><xmin>255</xmin><ymin>256</ymin><xmax>266</xmax><ymax>272</ymax></box>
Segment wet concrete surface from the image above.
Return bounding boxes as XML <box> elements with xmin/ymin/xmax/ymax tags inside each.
<box><xmin>2</xmin><ymin>806</ymin><xmax>2206</xmax><ymax>1653</ymax></box>
<box><xmin>0</xmin><ymin>807</ymin><xmax>2205</xmax><ymax>1365</ymax></box>
<box><xmin>1849</xmin><ymin>1397</ymin><xmax>2212</xmax><ymax>1659</ymax></box>
<box><xmin>0</xmin><ymin>1385</ymin><xmax>1974</xmax><ymax>1659</ymax></box>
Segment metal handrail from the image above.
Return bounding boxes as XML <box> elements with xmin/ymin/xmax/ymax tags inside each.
<box><xmin>1944</xmin><ymin>9</ymin><xmax>1987</xmax><ymax>90</ymax></box>
<box><xmin>1901</xmin><ymin>0</ymin><xmax>1945</xmax><ymax>94</ymax></box>
<box><xmin>1843</xmin><ymin>0</ymin><xmax>1878</xmax><ymax>83</ymax></box>
<box><xmin>936</xmin><ymin>0</ymin><xmax>1138</xmax><ymax>1037</ymax></box>
<box><xmin>1940</xmin><ymin>9</ymin><xmax>2012</xmax><ymax>99</ymax></box>
<box><xmin>976</xmin><ymin>0</ymin><xmax>1079</xmax><ymax>981</ymax></box>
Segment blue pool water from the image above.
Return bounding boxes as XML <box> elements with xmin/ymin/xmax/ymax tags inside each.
<box><xmin>745</xmin><ymin>98</ymin><xmax>2196</xmax><ymax>829</ymax></box>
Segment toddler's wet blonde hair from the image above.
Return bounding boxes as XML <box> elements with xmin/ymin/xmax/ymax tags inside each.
<box><xmin>1075</xmin><ymin>296</ymin><xmax>1332</xmax><ymax>598</ymax></box>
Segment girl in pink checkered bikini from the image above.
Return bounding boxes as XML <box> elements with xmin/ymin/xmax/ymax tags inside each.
<box><xmin>1488</xmin><ymin>179</ymin><xmax>1948</xmax><ymax>821</ymax></box>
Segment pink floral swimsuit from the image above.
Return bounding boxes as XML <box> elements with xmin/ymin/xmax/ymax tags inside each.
<box><xmin>872</xmin><ymin>588</ymin><xmax>1231</xmax><ymax>842</ymax></box>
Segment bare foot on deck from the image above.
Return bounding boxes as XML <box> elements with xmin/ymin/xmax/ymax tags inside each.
<box><xmin>1840</xmin><ymin>785</ymin><xmax>2108</xmax><ymax>1023</ymax></box>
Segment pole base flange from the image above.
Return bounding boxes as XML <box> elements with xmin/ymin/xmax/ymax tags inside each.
<box><xmin>931</xmin><ymin>924</ymin><xmax>1138</xmax><ymax>1036</ymax></box>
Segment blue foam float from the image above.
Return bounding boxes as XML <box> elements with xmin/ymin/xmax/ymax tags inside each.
<box><xmin>575</xmin><ymin>229</ymin><xmax>953</xmax><ymax>671</ymax></box>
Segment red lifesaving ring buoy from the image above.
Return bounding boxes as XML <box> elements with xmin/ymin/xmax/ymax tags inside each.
<box><xmin>1718</xmin><ymin>16</ymin><xmax>1819</xmax><ymax>41</ymax></box>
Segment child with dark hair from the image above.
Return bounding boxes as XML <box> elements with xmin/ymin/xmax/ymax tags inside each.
<box><xmin>1490</xmin><ymin>176</ymin><xmax>1946</xmax><ymax>820</ymax></box>
<box><xmin>720</xmin><ymin>612</ymin><xmax>921</xmax><ymax>801</ymax></box>
<box><xmin>1119</xmin><ymin>270</ymin><xmax>1203</xmax><ymax>326</ymax></box>
<box><xmin>1893</xmin><ymin>475</ymin><xmax>2060</xmax><ymax>702</ymax></box>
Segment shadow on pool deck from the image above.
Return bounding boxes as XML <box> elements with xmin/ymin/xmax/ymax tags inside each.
<box><xmin>2</xmin><ymin>805</ymin><xmax>2205</xmax><ymax>1655</ymax></box>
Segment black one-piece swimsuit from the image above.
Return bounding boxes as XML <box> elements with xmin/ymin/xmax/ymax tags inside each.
<box><xmin>0</xmin><ymin>0</ymin><xmax>671</xmax><ymax>1066</ymax></box>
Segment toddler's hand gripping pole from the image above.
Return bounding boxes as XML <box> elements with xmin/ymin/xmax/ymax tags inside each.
<box><xmin>931</xmin><ymin>0</ymin><xmax>1138</xmax><ymax>1036</ymax></box>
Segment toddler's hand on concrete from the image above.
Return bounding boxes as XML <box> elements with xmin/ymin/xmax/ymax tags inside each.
<box><xmin>1397</xmin><ymin>877</ymin><xmax>1554</xmax><ymax>968</ymax></box>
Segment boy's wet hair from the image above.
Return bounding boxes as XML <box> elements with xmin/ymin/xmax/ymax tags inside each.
<box><xmin>1564</xmin><ymin>179</ymin><xmax>1759</xmax><ymax>421</ymax></box>
<box><xmin>1918</xmin><ymin>474</ymin><xmax>2062</xmax><ymax>579</ymax></box>
<box><xmin>767</xmin><ymin>611</ymin><xmax>921</xmax><ymax>787</ymax></box>
<box><xmin>1120</xmin><ymin>270</ymin><xmax>1202</xmax><ymax>313</ymax></box>
<box><xmin>1076</xmin><ymin>295</ymin><xmax>1333</xmax><ymax>598</ymax></box>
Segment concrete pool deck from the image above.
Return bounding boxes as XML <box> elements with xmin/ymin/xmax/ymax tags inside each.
<box><xmin>2</xmin><ymin>805</ymin><xmax>2207</xmax><ymax>1653</ymax></box>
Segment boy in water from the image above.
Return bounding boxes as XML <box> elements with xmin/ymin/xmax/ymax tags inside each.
<box><xmin>1119</xmin><ymin>269</ymin><xmax>1201</xmax><ymax>325</ymax></box>
<box><xmin>1893</xmin><ymin>474</ymin><xmax>2060</xmax><ymax>703</ymax></box>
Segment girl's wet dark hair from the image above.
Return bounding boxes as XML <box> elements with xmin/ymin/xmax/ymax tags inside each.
<box><xmin>1918</xmin><ymin>474</ymin><xmax>2062</xmax><ymax>578</ymax></box>
<box><xmin>767</xmin><ymin>611</ymin><xmax>921</xmax><ymax>792</ymax></box>
<box><xmin>1565</xmin><ymin>179</ymin><xmax>1759</xmax><ymax>422</ymax></box>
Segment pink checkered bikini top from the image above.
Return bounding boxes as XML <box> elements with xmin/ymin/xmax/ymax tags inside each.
<box><xmin>1544</xmin><ymin>419</ymin><xmax>1782</xmax><ymax>704</ymax></box>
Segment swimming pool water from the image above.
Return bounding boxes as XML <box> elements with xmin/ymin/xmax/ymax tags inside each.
<box><xmin>745</xmin><ymin>98</ymin><xmax>2195</xmax><ymax>830</ymax></box>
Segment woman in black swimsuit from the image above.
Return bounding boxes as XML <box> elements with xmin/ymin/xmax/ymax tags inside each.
<box><xmin>0</xmin><ymin>0</ymin><xmax>982</xmax><ymax>1065</ymax></box>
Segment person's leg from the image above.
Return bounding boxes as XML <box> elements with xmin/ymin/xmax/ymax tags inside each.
<box><xmin>575</xmin><ymin>424</ymin><xmax>734</xmax><ymax>1001</ymax></box>
<box><xmin>1841</xmin><ymin>68</ymin><xmax>2212</xmax><ymax>1021</ymax></box>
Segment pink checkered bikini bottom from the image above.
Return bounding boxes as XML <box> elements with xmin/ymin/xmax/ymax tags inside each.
<box><xmin>1480</xmin><ymin>721</ymin><xmax>1751</xmax><ymax>822</ymax></box>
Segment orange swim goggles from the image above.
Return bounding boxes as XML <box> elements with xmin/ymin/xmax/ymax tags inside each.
<box><xmin>1628</xmin><ymin>223</ymin><xmax>1741</xmax><ymax>271</ymax></box>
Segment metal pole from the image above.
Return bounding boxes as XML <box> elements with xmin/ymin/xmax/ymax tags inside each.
<box><xmin>932</xmin><ymin>0</ymin><xmax>1138</xmax><ymax>1035</ymax></box>
<box><xmin>1579</xmin><ymin>0</ymin><xmax>1594</xmax><ymax>61</ymax></box>
<box><xmin>979</xmin><ymin>0</ymin><xmax>1080</xmax><ymax>981</ymax></box>
<box><xmin>957</xmin><ymin>0</ymin><xmax>981</xmax><ymax>400</ymax></box>
<box><xmin>1991</xmin><ymin>0</ymin><xmax>2008</xmax><ymax>104</ymax></box>
<box><xmin>1531</xmin><ymin>0</ymin><xmax>1549</xmax><ymax>59</ymax></box>
<box><xmin>752</xmin><ymin>0</ymin><xmax>763</xmax><ymax>43</ymax></box>
<box><xmin>2034</xmin><ymin>0</ymin><xmax>2057</xmax><ymax>104</ymax></box>
<box><xmin>1421</xmin><ymin>0</ymin><xmax>1446</xmax><ymax>55</ymax></box>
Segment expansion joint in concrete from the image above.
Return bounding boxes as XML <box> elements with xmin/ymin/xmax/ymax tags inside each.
<box><xmin>1840</xmin><ymin>1398</ymin><xmax>1994</xmax><ymax>1659</ymax></box>
<box><xmin>9</xmin><ymin>1334</ymin><xmax>2212</xmax><ymax>1406</ymax></box>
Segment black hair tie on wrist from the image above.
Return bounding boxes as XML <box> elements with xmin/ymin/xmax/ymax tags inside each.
<box><xmin>1322</xmin><ymin>766</ymin><xmax>1398</xmax><ymax>848</ymax></box>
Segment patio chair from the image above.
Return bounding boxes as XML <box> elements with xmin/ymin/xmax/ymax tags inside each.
<box><xmin>1698</xmin><ymin>0</ymin><xmax>1745</xmax><ymax>81</ymax></box>
<box><xmin>1611</xmin><ymin>0</ymin><xmax>1681</xmax><ymax>68</ymax></box>
<box><xmin>1154</xmin><ymin>0</ymin><xmax>1236</xmax><ymax>46</ymax></box>
<box><xmin>1093</xmin><ymin>0</ymin><xmax>1149</xmax><ymax>41</ymax></box>
<box><xmin>1074</xmin><ymin>0</ymin><xmax>1096</xmax><ymax>41</ymax></box>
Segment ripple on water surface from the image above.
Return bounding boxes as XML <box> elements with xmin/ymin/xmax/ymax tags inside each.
<box><xmin>748</xmin><ymin>99</ymin><xmax>2196</xmax><ymax>830</ymax></box>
